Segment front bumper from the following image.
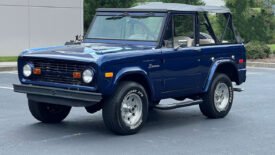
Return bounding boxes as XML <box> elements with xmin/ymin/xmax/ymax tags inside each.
<box><xmin>13</xmin><ymin>84</ymin><xmax>102</xmax><ymax>107</ymax></box>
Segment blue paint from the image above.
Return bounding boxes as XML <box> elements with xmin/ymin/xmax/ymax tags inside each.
<box><xmin>17</xmin><ymin>10</ymin><xmax>246</xmax><ymax>102</ymax></box>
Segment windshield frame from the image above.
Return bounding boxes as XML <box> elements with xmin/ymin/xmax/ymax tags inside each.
<box><xmin>84</xmin><ymin>12</ymin><xmax>167</xmax><ymax>43</ymax></box>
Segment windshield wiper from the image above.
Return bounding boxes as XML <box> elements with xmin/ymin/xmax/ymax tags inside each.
<box><xmin>106</xmin><ymin>16</ymin><xmax>125</xmax><ymax>20</ymax></box>
<box><xmin>131</xmin><ymin>16</ymin><xmax>150</xmax><ymax>19</ymax></box>
<box><xmin>106</xmin><ymin>12</ymin><xmax>129</xmax><ymax>20</ymax></box>
<box><xmin>106</xmin><ymin>12</ymin><xmax>154</xmax><ymax>20</ymax></box>
<box><xmin>129</xmin><ymin>12</ymin><xmax>155</xmax><ymax>19</ymax></box>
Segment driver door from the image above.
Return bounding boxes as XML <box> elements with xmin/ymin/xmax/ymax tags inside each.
<box><xmin>161</xmin><ymin>14</ymin><xmax>202</xmax><ymax>98</ymax></box>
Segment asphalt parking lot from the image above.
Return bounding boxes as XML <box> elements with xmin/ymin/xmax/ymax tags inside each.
<box><xmin>0</xmin><ymin>68</ymin><xmax>274</xmax><ymax>155</ymax></box>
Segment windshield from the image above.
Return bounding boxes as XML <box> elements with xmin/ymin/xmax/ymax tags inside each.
<box><xmin>86</xmin><ymin>15</ymin><xmax>164</xmax><ymax>41</ymax></box>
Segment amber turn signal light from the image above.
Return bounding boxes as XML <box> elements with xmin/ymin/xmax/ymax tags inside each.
<box><xmin>73</xmin><ymin>72</ymin><xmax>81</xmax><ymax>79</ymax></box>
<box><xmin>33</xmin><ymin>68</ymin><xmax>41</xmax><ymax>75</ymax></box>
<box><xmin>105</xmin><ymin>72</ymin><xmax>114</xmax><ymax>78</ymax></box>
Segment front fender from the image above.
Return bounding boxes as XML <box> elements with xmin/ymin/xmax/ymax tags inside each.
<box><xmin>114</xmin><ymin>67</ymin><xmax>148</xmax><ymax>84</ymax></box>
<box><xmin>203</xmin><ymin>59</ymin><xmax>238</xmax><ymax>92</ymax></box>
<box><xmin>108</xmin><ymin>67</ymin><xmax>155</xmax><ymax>98</ymax></box>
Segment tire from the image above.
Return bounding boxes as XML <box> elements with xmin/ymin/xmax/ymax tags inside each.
<box><xmin>85</xmin><ymin>103</ymin><xmax>102</xmax><ymax>114</ymax></box>
<box><xmin>199</xmin><ymin>73</ymin><xmax>234</xmax><ymax>118</ymax></box>
<box><xmin>102</xmin><ymin>81</ymin><xmax>149</xmax><ymax>135</ymax></box>
<box><xmin>149</xmin><ymin>100</ymin><xmax>160</xmax><ymax>110</ymax></box>
<box><xmin>28</xmin><ymin>100</ymin><xmax>71</xmax><ymax>123</ymax></box>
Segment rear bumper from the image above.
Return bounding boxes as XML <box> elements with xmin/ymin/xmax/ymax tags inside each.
<box><xmin>13</xmin><ymin>84</ymin><xmax>102</xmax><ymax>107</ymax></box>
<box><xmin>238</xmin><ymin>68</ymin><xmax>246</xmax><ymax>84</ymax></box>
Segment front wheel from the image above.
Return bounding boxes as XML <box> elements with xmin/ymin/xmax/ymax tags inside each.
<box><xmin>199</xmin><ymin>73</ymin><xmax>234</xmax><ymax>118</ymax></box>
<box><xmin>28</xmin><ymin>100</ymin><xmax>71</xmax><ymax>123</ymax></box>
<box><xmin>102</xmin><ymin>81</ymin><xmax>149</xmax><ymax>135</ymax></box>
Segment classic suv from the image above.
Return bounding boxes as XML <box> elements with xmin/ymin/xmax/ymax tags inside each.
<box><xmin>14</xmin><ymin>2</ymin><xmax>246</xmax><ymax>135</ymax></box>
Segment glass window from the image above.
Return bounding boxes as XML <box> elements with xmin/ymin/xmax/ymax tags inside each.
<box><xmin>86</xmin><ymin>15</ymin><xmax>164</xmax><ymax>41</ymax></box>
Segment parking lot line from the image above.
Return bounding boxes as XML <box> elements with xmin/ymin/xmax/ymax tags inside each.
<box><xmin>0</xmin><ymin>86</ymin><xmax>13</xmax><ymax>90</ymax></box>
<box><xmin>0</xmin><ymin>71</ymin><xmax>18</xmax><ymax>74</ymax></box>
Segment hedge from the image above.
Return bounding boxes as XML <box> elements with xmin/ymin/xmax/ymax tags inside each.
<box><xmin>245</xmin><ymin>41</ymin><xmax>271</xmax><ymax>59</ymax></box>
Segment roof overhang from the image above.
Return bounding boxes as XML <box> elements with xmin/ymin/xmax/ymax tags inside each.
<box><xmin>97</xmin><ymin>2</ymin><xmax>231</xmax><ymax>14</ymax></box>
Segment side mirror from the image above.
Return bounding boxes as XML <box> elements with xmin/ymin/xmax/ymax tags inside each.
<box><xmin>175</xmin><ymin>39</ymin><xmax>188</xmax><ymax>50</ymax></box>
<box><xmin>75</xmin><ymin>35</ymin><xmax>83</xmax><ymax>41</ymax></box>
<box><xmin>164</xmin><ymin>40</ymin><xmax>173</xmax><ymax>48</ymax></box>
<box><xmin>65</xmin><ymin>35</ymin><xmax>83</xmax><ymax>45</ymax></box>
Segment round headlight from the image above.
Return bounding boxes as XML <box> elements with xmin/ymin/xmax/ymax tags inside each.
<box><xmin>83</xmin><ymin>69</ymin><xmax>94</xmax><ymax>83</ymax></box>
<box><xmin>23</xmin><ymin>64</ymin><xmax>32</xmax><ymax>77</ymax></box>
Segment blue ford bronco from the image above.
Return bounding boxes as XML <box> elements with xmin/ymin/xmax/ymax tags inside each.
<box><xmin>14</xmin><ymin>2</ymin><xmax>246</xmax><ymax>135</ymax></box>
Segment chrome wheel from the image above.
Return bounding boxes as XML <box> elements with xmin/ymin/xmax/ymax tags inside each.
<box><xmin>121</xmin><ymin>93</ymin><xmax>143</xmax><ymax>128</ymax></box>
<box><xmin>214</xmin><ymin>82</ymin><xmax>230</xmax><ymax>112</ymax></box>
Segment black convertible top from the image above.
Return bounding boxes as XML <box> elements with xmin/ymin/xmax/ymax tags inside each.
<box><xmin>97</xmin><ymin>2</ymin><xmax>230</xmax><ymax>14</ymax></box>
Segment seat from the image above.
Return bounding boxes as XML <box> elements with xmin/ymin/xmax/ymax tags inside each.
<box><xmin>173</xmin><ymin>36</ymin><xmax>194</xmax><ymax>48</ymax></box>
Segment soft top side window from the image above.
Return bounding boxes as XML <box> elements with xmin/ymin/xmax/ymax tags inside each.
<box><xmin>198</xmin><ymin>13</ymin><xmax>237</xmax><ymax>46</ymax></box>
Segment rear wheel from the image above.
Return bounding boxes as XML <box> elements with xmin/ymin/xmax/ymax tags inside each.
<box><xmin>199</xmin><ymin>73</ymin><xmax>233</xmax><ymax>118</ymax></box>
<box><xmin>28</xmin><ymin>100</ymin><xmax>71</xmax><ymax>123</ymax></box>
<box><xmin>102</xmin><ymin>81</ymin><xmax>149</xmax><ymax>135</ymax></box>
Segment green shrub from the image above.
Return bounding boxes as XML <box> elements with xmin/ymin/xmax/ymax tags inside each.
<box><xmin>0</xmin><ymin>56</ymin><xmax>18</xmax><ymax>62</ymax></box>
<box><xmin>245</xmin><ymin>41</ymin><xmax>271</xmax><ymax>59</ymax></box>
<box><xmin>268</xmin><ymin>44</ymin><xmax>275</xmax><ymax>54</ymax></box>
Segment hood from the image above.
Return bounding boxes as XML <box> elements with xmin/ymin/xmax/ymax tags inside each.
<box><xmin>21</xmin><ymin>43</ymin><xmax>152</xmax><ymax>62</ymax></box>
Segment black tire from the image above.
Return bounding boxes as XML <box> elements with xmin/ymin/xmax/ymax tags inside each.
<box><xmin>102</xmin><ymin>81</ymin><xmax>149</xmax><ymax>135</ymax></box>
<box><xmin>149</xmin><ymin>100</ymin><xmax>160</xmax><ymax>110</ymax></box>
<box><xmin>199</xmin><ymin>73</ymin><xmax>234</xmax><ymax>118</ymax></box>
<box><xmin>28</xmin><ymin>100</ymin><xmax>71</xmax><ymax>123</ymax></box>
<box><xmin>85</xmin><ymin>103</ymin><xmax>102</xmax><ymax>114</ymax></box>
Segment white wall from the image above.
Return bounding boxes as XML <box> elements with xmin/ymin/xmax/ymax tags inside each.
<box><xmin>0</xmin><ymin>0</ymin><xmax>83</xmax><ymax>56</ymax></box>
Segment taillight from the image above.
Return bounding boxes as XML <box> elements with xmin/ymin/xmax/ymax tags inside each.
<box><xmin>239</xmin><ymin>59</ymin><xmax>244</xmax><ymax>64</ymax></box>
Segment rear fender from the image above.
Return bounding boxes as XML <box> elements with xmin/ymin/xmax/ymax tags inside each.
<box><xmin>203</xmin><ymin>59</ymin><xmax>238</xmax><ymax>92</ymax></box>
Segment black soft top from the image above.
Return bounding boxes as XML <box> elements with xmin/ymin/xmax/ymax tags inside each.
<box><xmin>97</xmin><ymin>2</ymin><xmax>230</xmax><ymax>14</ymax></box>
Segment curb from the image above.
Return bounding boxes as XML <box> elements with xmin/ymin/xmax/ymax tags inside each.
<box><xmin>247</xmin><ymin>62</ymin><xmax>275</xmax><ymax>68</ymax></box>
<box><xmin>0</xmin><ymin>66</ymin><xmax>17</xmax><ymax>72</ymax></box>
<box><xmin>0</xmin><ymin>62</ymin><xmax>17</xmax><ymax>72</ymax></box>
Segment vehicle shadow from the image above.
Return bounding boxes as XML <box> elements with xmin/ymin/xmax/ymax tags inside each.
<box><xmin>15</xmin><ymin>106</ymin><xmax>220</xmax><ymax>142</ymax></box>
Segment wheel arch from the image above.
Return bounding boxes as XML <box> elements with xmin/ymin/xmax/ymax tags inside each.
<box><xmin>113</xmin><ymin>67</ymin><xmax>155</xmax><ymax>102</ymax></box>
<box><xmin>203</xmin><ymin>59</ymin><xmax>239</xmax><ymax>92</ymax></box>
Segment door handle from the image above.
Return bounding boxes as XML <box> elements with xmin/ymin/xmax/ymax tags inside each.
<box><xmin>194</xmin><ymin>48</ymin><xmax>201</xmax><ymax>52</ymax></box>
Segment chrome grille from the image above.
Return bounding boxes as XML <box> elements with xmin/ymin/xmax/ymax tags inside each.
<box><xmin>31</xmin><ymin>59</ymin><xmax>89</xmax><ymax>86</ymax></box>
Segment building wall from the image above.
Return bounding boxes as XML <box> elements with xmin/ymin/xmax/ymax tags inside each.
<box><xmin>0</xmin><ymin>0</ymin><xmax>83</xmax><ymax>56</ymax></box>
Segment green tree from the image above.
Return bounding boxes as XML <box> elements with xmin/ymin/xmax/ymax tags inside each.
<box><xmin>137</xmin><ymin>0</ymin><xmax>204</xmax><ymax>5</ymax></box>
<box><xmin>84</xmin><ymin>0</ymin><xmax>204</xmax><ymax>31</ymax></box>
<box><xmin>84</xmin><ymin>0</ymin><xmax>136</xmax><ymax>31</ymax></box>
<box><xmin>225</xmin><ymin>0</ymin><xmax>275</xmax><ymax>43</ymax></box>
